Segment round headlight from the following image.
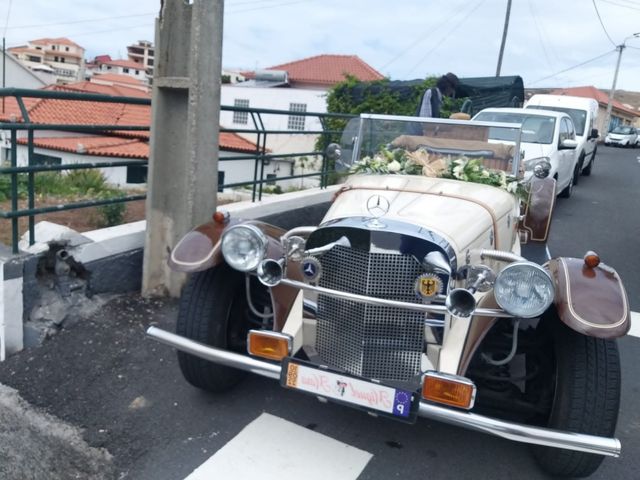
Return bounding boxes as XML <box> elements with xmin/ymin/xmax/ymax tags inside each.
<box><xmin>494</xmin><ymin>262</ymin><xmax>554</xmax><ymax>318</ymax></box>
<box><xmin>221</xmin><ymin>224</ymin><xmax>267</xmax><ymax>272</ymax></box>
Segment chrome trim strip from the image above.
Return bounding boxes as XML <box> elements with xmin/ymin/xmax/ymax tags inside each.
<box><xmin>279</xmin><ymin>278</ymin><xmax>513</xmax><ymax>318</ymax></box>
<box><xmin>146</xmin><ymin>326</ymin><xmax>281</xmax><ymax>380</ymax></box>
<box><xmin>417</xmin><ymin>402</ymin><xmax>620</xmax><ymax>457</ymax></box>
<box><xmin>146</xmin><ymin>326</ymin><xmax>621</xmax><ymax>457</ymax></box>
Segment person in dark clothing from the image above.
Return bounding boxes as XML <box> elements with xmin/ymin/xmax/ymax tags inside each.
<box><xmin>416</xmin><ymin>72</ymin><xmax>459</xmax><ymax>118</ymax></box>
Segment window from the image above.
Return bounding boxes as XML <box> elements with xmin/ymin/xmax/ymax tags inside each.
<box><xmin>266</xmin><ymin>173</ymin><xmax>277</xmax><ymax>186</ymax></box>
<box><xmin>148</xmin><ymin>58</ymin><xmax>154</xmax><ymax>66</ymax></box>
<box><xmin>27</xmin><ymin>55</ymin><xmax>41</xmax><ymax>63</ymax></box>
<box><xmin>218</xmin><ymin>171</ymin><xmax>225</xmax><ymax>192</ymax></box>
<box><xmin>54</xmin><ymin>56</ymin><xmax>59</xmax><ymax>62</ymax></box>
<box><xmin>287</xmin><ymin>103</ymin><xmax>307</xmax><ymax>130</ymax></box>
<box><xmin>134</xmin><ymin>70</ymin><xmax>140</xmax><ymax>75</ymax></box>
<box><xmin>123</xmin><ymin>68</ymin><xmax>130</xmax><ymax>73</ymax></box>
<box><xmin>33</xmin><ymin>153</ymin><xmax>62</xmax><ymax>166</ymax></box>
<box><xmin>126</xmin><ymin>165</ymin><xmax>148</xmax><ymax>184</ymax></box>
<box><xmin>65</xmin><ymin>47</ymin><xmax>69</xmax><ymax>51</ymax></box>
<box><xmin>233</xmin><ymin>99</ymin><xmax>250</xmax><ymax>124</ymax></box>
<box><xmin>51</xmin><ymin>45</ymin><xmax>56</xmax><ymax>50</ymax></box>
<box><xmin>60</xmin><ymin>57</ymin><xmax>65</xmax><ymax>63</ymax></box>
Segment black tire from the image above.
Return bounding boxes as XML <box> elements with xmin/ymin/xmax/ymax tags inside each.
<box><xmin>572</xmin><ymin>158</ymin><xmax>582</xmax><ymax>186</ymax></box>
<box><xmin>583</xmin><ymin>149</ymin><xmax>595</xmax><ymax>176</ymax></box>
<box><xmin>176</xmin><ymin>264</ymin><xmax>250</xmax><ymax>392</ymax></box>
<box><xmin>531</xmin><ymin>320</ymin><xmax>621</xmax><ymax>478</ymax></box>
<box><xmin>559</xmin><ymin>172</ymin><xmax>573</xmax><ymax>198</ymax></box>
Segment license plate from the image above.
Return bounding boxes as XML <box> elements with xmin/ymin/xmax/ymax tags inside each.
<box><xmin>281</xmin><ymin>359</ymin><xmax>417</xmax><ymax>422</ymax></box>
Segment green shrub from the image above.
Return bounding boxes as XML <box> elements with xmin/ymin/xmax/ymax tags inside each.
<box><xmin>96</xmin><ymin>189</ymin><xmax>126</xmax><ymax>227</ymax></box>
<box><xmin>66</xmin><ymin>169</ymin><xmax>107</xmax><ymax>194</ymax></box>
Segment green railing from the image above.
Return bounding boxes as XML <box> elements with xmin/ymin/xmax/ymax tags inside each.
<box><xmin>0</xmin><ymin>88</ymin><xmax>354</xmax><ymax>253</ymax></box>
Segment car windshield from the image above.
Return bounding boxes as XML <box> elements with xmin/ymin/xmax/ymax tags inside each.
<box><xmin>612</xmin><ymin>126</ymin><xmax>634</xmax><ymax>134</ymax></box>
<box><xmin>339</xmin><ymin>114</ymin><xmax>522</xmax><ymax>177</ymax></box>
<box><xmin>527</xmin><ymin>106</ymin><xmax>587</xmax><ymax>136</ymax></box>
<box><xmin>474</xmin><ymin>112</ymin><xmax>556</xmax><ymax>145</ymax></box>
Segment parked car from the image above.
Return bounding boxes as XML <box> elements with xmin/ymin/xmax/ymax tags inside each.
<box><xmin>148</xmin><ymin>114</ymin><xmax>630</xmax><ymax>478</ymax></box>
<box><xmin>525</xmin><ymin>94</ymin><xmax>599</xmax><ymax>179</ymax></box>
<box><xmin>605</xmin><ymin>125</ymin><xmax>638</xmax><ymax>147</ymax></box>
<box><xmin>472</xmin><ymin>108</ymin><xmax>579</xmax><ymax>198</ymax></box>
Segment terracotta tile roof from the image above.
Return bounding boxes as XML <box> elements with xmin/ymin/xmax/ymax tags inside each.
<box><xmin>551</xmin><ymin>86</ymin><xmax>640</xmax><ymax>117</ymax></box>
<box><xmin>8</xmin><ymin>46</ymin><xmax>44</xmax><ymax>56</ymax></box>
<box><xmin>256</xmin><ymin>54</ymin><xmax>384</xmax><ymax>86</ymax></box>
<box><xmin>16</xmin><ymin>136</ymin><xmax>149</xmax><ymax>159</ymax></box>
<box><xmin>2</xmin><ymin>83</ymin><xmax>259</xmax><ymax>154</ymax></box>
<box><xmin>30</xmin><ymin>37</ymin><xmax>83</xmax><ymax>49</ymax></box>
<box><xmin>103</xmin><ymin>59</ymin><xmax>146</xmax><ymax>70</ymax></box>
<box><xmin>91</xmin><ymin>73</ymin><xmax>148</xmax><ymax>87</ymax></box>
<box><xmin>15</xmin><ymin>130</ymin><xmax>259</xmax><ymax>158</ymax></box>
<box><xmin>94</xmin><ymin>55</ymin><xmax>113</xmax><ymax>63</ymax></box>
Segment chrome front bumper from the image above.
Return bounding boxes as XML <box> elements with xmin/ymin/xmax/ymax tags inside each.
<box><xmin>146</xmin><ymin>326</ymin><xmax>621</xmax><ymax>458</ymax></box>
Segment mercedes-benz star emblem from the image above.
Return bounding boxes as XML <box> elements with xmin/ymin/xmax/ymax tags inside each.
<box><xmin>366</xmin><ymin>195</ymin><xmax>390</xmax><ymax>218</ymax></box>
<box><xmin>300</xmin><ymin>256</ymin><xmax>322</xmax><ymax>282</ymax></box>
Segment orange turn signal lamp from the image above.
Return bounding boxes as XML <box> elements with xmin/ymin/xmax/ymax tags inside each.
<box><xmin>422</xmin><ymin>372</ymin><xmax>476</xmax><ymax>410</ymax></box>
<box><xmin>213</xmin><ymin>210</ymin><xmax>230</xmax><ymax>224</ymax></box>
<box><xmin>247</xmin><ymin>330</ymin><xmax>292</xmax><ymax>361</ymax></box>
<box><xmin>584</xmin><ymin>251</ymin><xmax>600</xmax><ymax>269</ymax></box>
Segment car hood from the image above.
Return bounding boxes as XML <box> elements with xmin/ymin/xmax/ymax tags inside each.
<box><xmin>323</xmin><ymin>174</ymin><xmax>519</xmax><ymax>256</ymax></box>
<box><xmin>607</xmin><ymin>133</ymin><xmax>631</xmax><ymax>139</ymax></box>
<box><xmin>521</xmin><ymin>142</ymin><xmax>552</xmax><ymax>161</ymax></box>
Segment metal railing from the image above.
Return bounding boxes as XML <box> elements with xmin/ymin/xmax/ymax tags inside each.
<box><xmin>0</xmin><ymin>88</ymin><xmax>354</xmax><ymax>253</ymax></box>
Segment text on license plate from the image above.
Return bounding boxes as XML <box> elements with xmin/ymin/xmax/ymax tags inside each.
<box><xmin>284</xmin><ymin>361</ymin><xmax>413</xmax><ymax>418</ymax></box>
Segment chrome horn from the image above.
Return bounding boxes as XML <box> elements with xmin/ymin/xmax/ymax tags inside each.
<box><xmin>445</xmin><ymin>288</ymin><xmax>477</xmax><ymax>319</ymax></box>
<box><xmin>445</xmin><ymin>266</ymin><xmax>495</xmax><ymax>319</ymax></box>
<box><xmin>257</xmin><ymin>259</ymin><xmax>285</xmax><ymax>287</ymax></box>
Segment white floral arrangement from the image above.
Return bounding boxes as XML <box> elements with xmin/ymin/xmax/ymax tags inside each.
<box><xmin>349</xmin><ymin>146</ymin><xmax>528</xmax><ymax>201</ymax></box>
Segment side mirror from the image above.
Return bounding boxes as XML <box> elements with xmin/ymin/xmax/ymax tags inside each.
<box><xmin>559</xmin><ymin>138</ymin><xmax>578</xmax><ymax>150</ymax></box>
<box><xmin>589</xmin><ymin>128</ymin><xmax>599</xmax><ymax>140</ymax></box>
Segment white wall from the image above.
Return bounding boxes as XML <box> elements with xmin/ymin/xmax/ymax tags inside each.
<box><xmin>0</xmin><ymin>54</ymin><xmax>47</xmax><ymax>89</ymax></box>
<box><xmin>220</xmin><ymin>85</ymin><xmax>327</xmax><ymax>155</ymax></box>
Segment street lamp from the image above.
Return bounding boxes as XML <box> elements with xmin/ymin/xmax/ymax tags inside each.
<box><xmin>603</xmin><ymin>32</ymin><xmax>640</xmax><ymax>133</ymax></box>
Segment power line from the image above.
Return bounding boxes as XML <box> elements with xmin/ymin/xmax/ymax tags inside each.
<box><xmin>592</xmin><ymin>0</ymin><xmax>617</xmax><ymax>46</ymax></box>
<box><xmin>529</xmin><ymin>50</ymin><xmax>616</xmax><ymax>85</ymax></box>
<box><xmin>3</xmin><ymin>0</ymin><xmax>12</xmax><ymax>38</ymax></box>
<box><xmin>528</xmin><ymin>0</ymin><xmax>554</xmax><ymax>71</ymax></box>
<box><xmin>380</xmin><ymin>1</ymin><xmax>469</xmax><ymax>71</ymax></box>
<box><xmin>406</xmin><ymin>0</ymin><xmax>486</xmax><ymax>76</ymax></box>
<box><xmin>599</xmin><ymin>0</ymin><xmax>640</xmax><ymax>10</ymax></box>
<box><xmin>5</xmin><ymin>12</ymin><xmax>156</xmax><ymax>30</ymax></box>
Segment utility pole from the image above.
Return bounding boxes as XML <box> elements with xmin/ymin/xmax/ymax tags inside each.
<box><xmin>603</xmin><ymin>44</ymin><xmax>624</xmax><ymax>135</ymax></box>
<box><xmin>143</xmin><ymin>0</ymin><xmax>225</xmax><ymax>297</ymax></box>
<box><xmin>495</xmin><ymin>0</ymin><xmax>512</xmax><ymax>76</ymax></box>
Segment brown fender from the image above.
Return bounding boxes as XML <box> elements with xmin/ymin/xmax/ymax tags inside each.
<box><xmin>168</xmin><ymin>219</ymin><xmax>301</xmax><ymax>332</ymax></box>
<box><xmin>547</xmin><ymin>257</ymin><xmax>631</xmax><ymax>339</ymax></box>
<box><xmin>520</xmin><ymin>176</ymin><xmax>556</xmax><ymax>243</ymax></box>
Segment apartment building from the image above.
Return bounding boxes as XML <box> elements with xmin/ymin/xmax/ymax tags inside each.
<box><xmin>127</xmin><ymin>40</ymin><xmax>154</xmax><ymax>78</ymax></box>
<box><xmin>8</xmin><ymin>37</ymin><xmax>85</xmax><ymax>84</ymax></box>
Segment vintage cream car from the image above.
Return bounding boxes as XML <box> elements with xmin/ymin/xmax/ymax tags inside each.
<box><xmin>148</xmin><ymin>114</ymin><xmax>631</xmax><ymax>478</ymax></box>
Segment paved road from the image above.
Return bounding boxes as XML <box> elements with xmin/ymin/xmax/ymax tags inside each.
<box><xmin>0</xmin><ymin>146</ymin><xmax>638</xmax><ymax>480</ymax></box>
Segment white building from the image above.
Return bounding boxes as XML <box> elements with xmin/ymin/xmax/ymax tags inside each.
<box><xmin>0</xmin><ymin>50</ymin><xmax>48</xmax><ymax>88</ymax></box>
<box><xmin>127</xmin><ymin>40</ymin><xmax>154</xmax><ymax>78</ymax></box>
<box><xmin>99</xmin><ymin>59</ymin><xmax>147</xmax><ymax>83</ymax></box>
<box><xmin>8</xmin><ymin>37</ymin><xmax>85</xmax><ymax>84</ymax></box>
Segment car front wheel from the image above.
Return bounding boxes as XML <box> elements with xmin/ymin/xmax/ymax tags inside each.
<box><xmin>176</xmin><ymin>264</ymin><xmax>270</xmax><ymax>392</ymax></box>
<box><xmin>531</xmin><ymin>318</ymin><xmax>621</xmax><ymax>478</ymax></box>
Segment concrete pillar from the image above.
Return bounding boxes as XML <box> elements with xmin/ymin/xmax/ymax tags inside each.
<box><xmin>142</xmin><ymin>0</ymin><xmax>224</xmax><ymax>297</ymax></box>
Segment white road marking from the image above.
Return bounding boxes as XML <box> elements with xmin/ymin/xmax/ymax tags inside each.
<box><xmin>628</xmin><ymin>311</ymin><xmax>640</xmax><ymax>338</ymax></box>
<box><xmin>184</xmin><ymin>413</ymin><xmax>373</xmax><ymax>480</ymax></box>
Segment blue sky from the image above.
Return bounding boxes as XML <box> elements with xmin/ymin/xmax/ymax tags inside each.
<box><xmin>4</xmin><ymin>0</ymin><xmax>640</xmax><ymax>92</ymax></box>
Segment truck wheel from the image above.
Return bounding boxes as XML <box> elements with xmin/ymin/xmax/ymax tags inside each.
<box><xmin>572</xmin><ymin>158</ymin><xmax>582</xmax><ymax>186</ymax></box>
<box><xmin>582</xmin><ymin>149</ymin><xmax>595</xmax><ymax>176</ymax></box>
<box><xmin>559</xmin><ymin>172</ymin><xmax>573</xmax><ymax>198</ymax></box>
<box><xmin>531</xmin><ymin>319</ymin><xmax>621</xmax><ymax>478</ymax></box>
<box><xmin>176</xmin><ymin>265</ymin><xmax>253</xmax><ymax>392</ymax></box>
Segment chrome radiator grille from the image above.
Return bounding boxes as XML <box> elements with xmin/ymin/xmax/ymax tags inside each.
<box><xmin>316</xmin><ymin>245</ymin><xmax>425</xmax><ymax>383</ymax></box>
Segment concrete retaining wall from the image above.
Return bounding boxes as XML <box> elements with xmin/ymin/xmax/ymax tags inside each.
<box><xmin>0</xmin><ymin>186</ymin><xmax>339</xmax><ymax>360</ymax></box>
